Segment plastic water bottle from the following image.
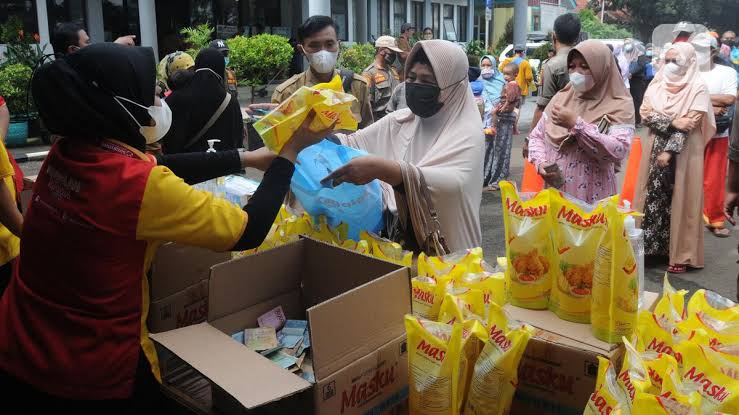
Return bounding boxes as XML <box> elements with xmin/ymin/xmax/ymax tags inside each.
<box><xmin>623</xmin><ymin>200</ymin><xmax>645</xmax><ymax>309</ymax></box>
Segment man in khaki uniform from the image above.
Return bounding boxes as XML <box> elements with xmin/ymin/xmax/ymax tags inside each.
<box><xmin>363</xmin><ymin>36</ymin><xmax>402</xmax><ymax>120</ymax></box>
<box><xmin>271</xmin><ymin>16</ymin><xmax>374</xmax><ymax>129</ymax></box>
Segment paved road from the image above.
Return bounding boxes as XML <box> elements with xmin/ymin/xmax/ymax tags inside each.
<box><xmin>10</xmin><ymin>97</ymin><xmax>738</xmax><ymax>301</ymax></box>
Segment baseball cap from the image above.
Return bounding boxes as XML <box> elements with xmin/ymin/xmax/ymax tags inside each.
<box><xmin>401</xmin><ymin>23</ymin><xmax>415</xmax><ymax>33</ymax></box>
<box><xmin>672</xmin><ymin>21</ymin><xmax>696</xmax><ymax>35</ymax></box>
<box><xmin>375</xmin><ymin>35</ymin><xmax>403</xmax><ymax>52</ymax></box>
<box><xmin>209</xmin><ymin>39</ymin><xmax>229</xmax><ymax>51</ymax></box>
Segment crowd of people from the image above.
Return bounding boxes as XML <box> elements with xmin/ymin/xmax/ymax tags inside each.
<box><xmin>0</xmin><ymin>10</ymin><xmax>736</xmax><ymax>411</ymax></box>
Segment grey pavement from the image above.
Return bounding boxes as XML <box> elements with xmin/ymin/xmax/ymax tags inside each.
<box><xmin>10</xmin><ymin>94</ymin><xmax>738</xmax><ymax>301</ymax></box>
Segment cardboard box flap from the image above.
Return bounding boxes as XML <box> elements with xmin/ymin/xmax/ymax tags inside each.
<box><xmin>307</xmin><ymin>266</ymin><xmax>411</xmax><ymax>381</ymax></box>
<box><xmin>150</xmin><ymin>323</ymin><xmax>311</xmax><ymax>409</ymax></box>
<box><xmin>151</xmin><ymin>244</ymin><xmax>231</xmax><ymax>300</ymax></box>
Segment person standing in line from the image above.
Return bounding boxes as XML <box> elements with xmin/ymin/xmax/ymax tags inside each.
<box><xmin>396</xmin><ymin>23</ymin><xmax>415</xmax><ymax>81</ymax></box>
<box><xmin>499</xmin><ymin>45</ymin><xmax>534</xmax><ymax>102</ymax></box>
<box><xmin>692</xmin><ymin>34</ymin><xmax>737</xmax><ymax>237</ymax></box>
<box><xmin>422</xmin><ymin>27</ymin><xmax>433</xmax><ymax>40</ymax></box>
<box><xmin>271</xmin><ymin>16</ymin><xmax>374</xmax><ymax>129</ymax></box>
<box><xmin>209</xmin><ymin>39</ymin><xmax>239</xmax><ymax>101</ymax></box>
<box><xmin>720</xmin><ymin>30</ymin><xmax>736</xmax><ymax>60</ymax></box>
<box><xmin>363</xmin><ymin>36</ymin><xmax>402</xmax><ymax>121</ymax></box>
<box><xmin>52</xmin><ymin>21</ymin><xmax>135</xmax><ymax>56</ymax></box>
<box><xmin>387</xmin><ymin>82</ymin><xmax>407</xmax><ymax>112</ymax></box>
<box><xmin>529</xmin><ymin>13</ymin><xmax>581</xmax><ymax>157</ymax></box>
<box><xmin>629</xmin><ymin>42</ymin><xmax>650</xmax><ymax>125</ymax></box>
<box><xmin>0</xmin><ymin>96</ymin><xmax>23</xmax><ymax>295</ymax></box>
<box><xmin>634</xmin><ymin>43</ymin><xmax>715</xmax><ymax>274</ymax></box>
<box><xmin>479</xmin><ymin>55</ymin><xmax>506</xmax><ymax>133</ymax></box>
<box><xmin>484</xmin><ymin>63</ymin><xmax>522</xmax><ymax>191</ymax></box>
<box><xmin>724</xmin><ymin>98</ymin><xmax>739</xmax><ymax>301</ymax></box>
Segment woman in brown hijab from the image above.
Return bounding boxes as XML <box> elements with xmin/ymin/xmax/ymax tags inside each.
<box><xmin>528</xmin><ymin>40</ymin><xmax>635</xmax><ymax>204</ymax></box>
<box><xmin>634</xmin><ymin>43</ymin><xmax>715</xmax><ymax>274</ymax></box>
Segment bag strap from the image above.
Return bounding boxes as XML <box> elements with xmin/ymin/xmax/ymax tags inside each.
<box><xmin>185</xmin><ymin>92</ymin><xmax>231</xmax><ymax>150</ymax></box>
<box><xmin>340</xmin><ymin>69</ymin><xmax>354</xmax><ymax>93</ymax></box>
<box><xmin>417</xmin><ymin>172</ymin><xmax>450</xmax><ymax>256</ymax></box>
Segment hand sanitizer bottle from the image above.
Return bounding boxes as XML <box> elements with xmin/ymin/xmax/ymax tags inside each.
<box><xmin>623</xmin><ymin>200</ymin><xmax>645</xmax><ymax>309</ymax></box>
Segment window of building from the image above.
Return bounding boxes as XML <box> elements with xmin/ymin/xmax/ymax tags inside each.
<box><xmin>46</xmin><ymin>0</ymin><xmax>86</xmax><ymax>40</ymax></box>
<box><xmin>457</xmin><ymin>6</ymin><xmax>467</xmax><ymax>42</ymax></box>
<box><xmin>189</xmin><ymin>0</ymin><xmax>214</xmax><ymax>26</ymax></box>
<box><xmin>0</xmin><ymin>1</ymin><xmax>39</xmax><ymax>42</ymax></box>
<box><xmin>410</xmin><ymin>1</ymin><xmax>423</xmax><ymax>31</ymax></box>
<box><xmin>532</xmin><ymin>14</ymin><xmax>541</xmax><ymax>31</ymax></box>
<box><xmin>102</xmin><ymin>0</ymin><xmax>140</xmax><ymax>43</ymax></box>
<box><xmin>331</xmin><ymin>0</ymin><xmax>348</xmax><ymax>40</ymax></box>
<box><xmin>379</xmin><ymin>0</ymin><xmax>390</xmax><ymax>35</ymax></box>
<box><xmin>393</xmin><ymin>0</ymin><xmax>406</xmax><ymax>35</ymax></box>
<box><xmin>442</xmin><ymin>4</ymin><xmax>455</xmax><ymax>41</ymax></box>
<box><xmin>431</xmin><ymin>3</ymin><xmax>440</xmax><ymax>39</ymax></box>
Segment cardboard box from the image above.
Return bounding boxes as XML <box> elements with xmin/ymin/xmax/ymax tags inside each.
<box><xmin>508</xmin><ymin>291</ymin><xmax>659</xmax><ymax>415</ymax></box>
<box><xmin>151</xmin><ymin>238</ymin><xmax>412</xmax><ymax>414</ymax></box>
<box><xmin>147</xmin><ymin>243</ymin><xmax>231</xmax><ymax>333</ymax></box>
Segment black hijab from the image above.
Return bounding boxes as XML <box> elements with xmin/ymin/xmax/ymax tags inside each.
<box><xmin>162</xmin><ymin>48</ymin><xmax>243</xmax><ymax>153</ymax></box>
<box><xmin>32</xmin><ymin>43</ymin><xmax>156</xmax><ymax>151</ymax></box>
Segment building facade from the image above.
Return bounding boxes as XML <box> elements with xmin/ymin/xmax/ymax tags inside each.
<box><xmin>2</xmin><ymin>0</ymin><xmax>476</xmax><ymax>61</ymax></box>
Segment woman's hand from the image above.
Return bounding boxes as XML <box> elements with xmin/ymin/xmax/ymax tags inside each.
<box><xmin>671</xmin><ymin>117</ymin><xmax>697</xmax><ymax>132</ymax></box>
<box><xmin>244</xmin><ymin>103</ymin><xmax>279</xmax><ymax>117</ymax></box>
<box><xmin>656</xmin><ymin>151</ymin><xmax>672</xmax><ymax>168</ymax></box>
<box><xmin>279</xmin><ymin>110</ymin><xmax>336</xmax><ymax>163</ymax></box>
<box><xmin>322</xmin><ymin>156</ymin><xmax>401</xmax><ymax>187</ymax></box>
<box><xmin>537</xmin><ymin>162</ymin><xmax>563</xmax><ymax>187</ymax></box>
<box><xmin>713</xmin><ymin>106</ymin><xmax>727</xmax><ymax>117</ymax></box>
<box><xmin>550</xmin><ymin>107</ymin><xmax>578</xmax><ymax>130</ymax></box>
<box><xmin>242</xmin><ymin>147</ymin><xmax>276</xmax><ymax>172</ymax></box>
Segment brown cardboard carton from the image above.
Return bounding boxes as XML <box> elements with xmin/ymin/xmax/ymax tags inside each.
<box><xmin>507</xmin><ymin>291</ymin><xmax>659</xmax><ymax>415</ymax></box>
<box><xmin>149</xmin><ymin>279</ymin><xmax>209</xmax><ymax>333</ymax></box>
<box><xmin>151</xmin><ymin>238</ymin><xmax>411</xmax><ymax>414</ymax></box>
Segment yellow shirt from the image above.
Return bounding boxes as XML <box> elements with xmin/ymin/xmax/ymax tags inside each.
<box><xmin>0</xmin><ymin>137</ymin><xmax>19</xmax><ymax>265</ymax></box>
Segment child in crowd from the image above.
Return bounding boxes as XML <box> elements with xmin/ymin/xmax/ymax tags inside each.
<box><xmin>483</xmin><ymin>63</ymin><xmax>522</xmax><ymax>191</ymax></box>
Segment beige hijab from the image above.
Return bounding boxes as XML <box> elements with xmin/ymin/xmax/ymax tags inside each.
<box><xmin>341</xmin><ymin>40</ymin><xmax>485</xmax><ymax>251</ymax></box>
<box><xmin>544</xmin><ymin>40</ymin><xmax>635</xmax><ymax>147</ymax></box>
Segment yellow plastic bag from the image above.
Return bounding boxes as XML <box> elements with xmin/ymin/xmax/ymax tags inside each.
<box><xmin>254</xmin><ymin>75</ymin><xmax>358</xmax><ymax>154</ymax></box>
<box><xmin>500</xmin><ymin>181</ymin><xmax>553</xmax><ymax>310</ymax></box>
<box><xmin>674</xmin><ymin>342</ymin><xmax>739</xmax><ymax>413</ymax></box>
<box><xmin>677</xmin><ymin>312</ymin><xmax>739</xmax><ymax>349</ymax></box>
<box><xmin>686</xmin><ymin>289</ymin><xmax>739</xmax><ymax>323</ymax></box>
<box><xmin>464</xmin><ymin>303</ymin><xmax>534</xmax><ymax>415</ymax></box>
<box><xmin>360</xmin><ymin>231</ymin><xmax>414</xmax><ymax>267</ymax></box>
<box><xmin>548</xmin><ymin>193</ymin><xmax>610</xmax><ymax>323</ymax></box>
<box><xmin>591</xmin><ymin>202</ymin><xmax>639</xmax><ymax>343</ymax></box>
<box><xmin>412</xmin><ymin>275</ymin><xmax>451</xmax><ymax>320</ymax></box>
<box><xmin>405</xmin><ymin>315</ymin><xmax>464</xmax><ymax>415</ymax></box>
<box><xmin>583</xmin><ymin>356</ymin><xmax>631</xmax><ymax>415</ymax></box>
<box><xmin>454</xmin><ymin>271</ymin><xmax>506</xmax><ymax>314</ymax></box>
<box><xmin>618</xmin><ymin>337</ymin><xmax>658</xmax><ymax>404</ymax></box>
<box><xmin>654</xmin><ymin>275</ymin><xmax>688</xmax><ymax>325</ymax></box>
<box><xmin>632</xmin><ymin>364</ymin><xmax>703</xmax><ymax>415</ymax></box>
<box><xmin>635</xmin><ymin>310</ymin><xmax>684</xmax><ymax>366</ymax></box>
<box><xmin>437</xmin><ymin>290</ymin><xmax>486</xmax><ymax>325</ymax></box>
<box><xmin>457</xmin><ymin>320</ymin><xmax>487</xmax><ymax>414</ymax></box>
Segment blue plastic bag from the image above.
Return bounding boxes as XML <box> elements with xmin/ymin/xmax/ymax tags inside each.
<box><xmin>291</xmin><ymin>140</ymin><xmax>384</xmax><ymax>239</ymax></box>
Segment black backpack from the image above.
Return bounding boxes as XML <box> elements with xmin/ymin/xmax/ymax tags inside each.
<box><xmin>340</xmin><ymin>69</ymin><xmax>354</xmax><ymax>93</ymax></box>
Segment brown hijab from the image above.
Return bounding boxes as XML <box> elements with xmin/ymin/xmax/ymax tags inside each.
<box><xmin>544</xmin><ymin>40</ymin><xmax>635</xmax><ymax>146</ymax></box>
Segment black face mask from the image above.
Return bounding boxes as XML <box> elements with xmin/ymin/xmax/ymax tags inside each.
<box><xmin>405</xmin><ymin>82</ymin><xmax>443</xmax><ymax>118</ymax></box>
<box><xmin>384</xmin><ymin>52</ymin><xmax>396</xmax><ymax>66</ymax></box>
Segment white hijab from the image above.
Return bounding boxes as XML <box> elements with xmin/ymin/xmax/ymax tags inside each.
<box><xmin>341</xmin><ymin>40</ymin><xmax>485</xmax><ymax>251</ymax></box>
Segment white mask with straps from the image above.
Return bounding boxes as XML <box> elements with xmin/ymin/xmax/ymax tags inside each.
<box><xmin>195</xmin><ymin>67</ymin><xmax>223</xmax><ymax>82</ymax></box>
<box><xmin>114</xmin><ymin>96</ymin><xmax>172</xmax><ymax>144</ymax></box>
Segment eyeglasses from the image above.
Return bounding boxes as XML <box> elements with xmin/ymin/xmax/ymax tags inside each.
<box><xmin>663</xmin><ymin>58</ymin><xmax>679</xmax><ymax>64</ymax></box>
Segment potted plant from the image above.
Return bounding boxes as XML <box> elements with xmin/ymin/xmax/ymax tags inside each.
<box><xmin>0</xmin><ymin>63</ymin><xmax>34</xmax><ymax>146</ymax></box>
<box><xmin>227</xmin><ymin>34</ymin><xmax>293</xmax><ymax>103</ymax></box>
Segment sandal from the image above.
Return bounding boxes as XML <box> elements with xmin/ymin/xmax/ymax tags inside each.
<box><xmin>710</xmin><ymin>227</ymin><xmax>731</xmax><ymax>238</ymax></box>
<box><xmin>667</xmin><ymin>264</ymin><xmax>687</xmax><ymax>274</ymax></box>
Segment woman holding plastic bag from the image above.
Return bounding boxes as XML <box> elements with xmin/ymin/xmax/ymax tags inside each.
<box><xmin>323</xmin><ymin>40</ymin><xmax>485</xmax><ymax>253</ymax></box>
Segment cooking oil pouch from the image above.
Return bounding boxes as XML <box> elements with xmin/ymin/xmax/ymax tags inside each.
<box><xmin>635</xmin><ymin>310</ymin><xmax>684</xmax><ymax>367</ymax></box>
<box><xmin>654</xmin><ymin>275</ymin><xmax>688</xmax><ymax>325</ymax></box>
<box><xmin>457</xmin><ymin>319</ymin><xmax>487</xmax><ymax>414</ymax></box>
<box><xmin>500</xmin><ymin>181</ymin><xmax>553</xmax><ymax>310</ymax></box>
<box><xmin>405</xmin><ymin>315</ymin><xmax>464</xmax><ymax>415</ymax></box>
<box><xmin>254</xmin><ymin>75</ymin><xmax>358</xmax><ymax>154</ymax></box>
<box><xmin>619</xmin><ymin>337</ymin><xmax>658</xmax><ymax>404</ymax></box>
<box><xmin>676</xmin><ymin>312</ymin><xmax>739</xmax><ymax>349</ymax></box>
<box><xmin>686</xmin><ymin>289</ymin><xmax>739</xmax><ymax>323</ymax></box>
<box><xmin>438</xmin><ymin>290</ymin><xmax>486</xmax><ymax>325</ymax></box>
<box><xmin>673</xmin><ymin>342</ymin><xmax>739</xmax><ymax>413</ymax></box>
<box><xmin>412</xmin><ymin>275</ymin><xmax>452</xmax><ymax>320</ymax></box>
<box><xmin>631</xmin><ymin>364</ymin><xmax>703</xmax><ymax>415</ymax></box>
<box><xmin>583</xmin><ymin>356</ymin><xmax>631</xmax><ymax>415</ymax></box>
<box><xmin>592</xmin><ymin>202</ymin><xmax>639</xmax><ymax>343</ymax></box>
<box><xmin>454</xmin><ymin>271</ymin><xmax>506</xmax><ymax>313</ymax></box>
<box><xmin>360</xmin><ymin>231</ymin><xmax>413</xmax><ymax>267</ymax></box>
<box><xmin>340</xmin><ymin>239</ymin><xmax>371</xmax><ymax>255</ymax></box>
<box><xmin>549</xmin><ymin>192</ymin><xmax>610</xmax><ymax>323</ymax></box>
<box><xmin>464</xmin><ymin>303</ymin><xmax>534</xmax><ymax>415</ymax></box>
<box><xmin>641</xmin><ymin>351</ymin><xmax>680</xmax><ymax>392</ymax></box>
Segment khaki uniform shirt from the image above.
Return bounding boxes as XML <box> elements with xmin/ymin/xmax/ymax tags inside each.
<box><xmin>537</xmin><ymin>46</ymin><xmax>572</xmax><ymax>108</ymax></box>
<box><xmin>271</xmin><ymin>69</ymin><xmax>374</xmax><ymax>129</ymax></box>
<box><xmin>397</xmin><ymin>36</ymin><xmax>412</xmax><ymax>80</ymax></box>
<box><xmin>363</xmin><ymin>62</ymin><xmax>400</xmax><ymax>120</ymax></box>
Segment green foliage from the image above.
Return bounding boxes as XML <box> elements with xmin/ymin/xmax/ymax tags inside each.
<box><xmin>180</xmin><ymin>24</ymin><xmax>214</xmax><ymax>57</ymax></box>
<box><xmin>531</xmin><ymin>42</ymin><xmax>553</xmax><ymax>62</ymax></box>
<box><xmin>0</xmin><ymin>15</ymin><xmax>46</xmax><ymax>69</ymax></box>
<box><xmin>494</xmin><ymin>17</ymin><xmax>515</xmax><ymax>56</ymax></box>
<box><xmin>465</xmin><ymin>40</ymin><xmax>487</xmax><ymax>62</ymax></box>
<box><xmin>227</xmin><ymin>34</ymin><xmax>293</xmax><ymax>87</ymax></box>
<box><xmin>0</xmin><ymin>64</ymin><xmax>34</xmax><ymax>116</ymax></box>
<box><xmin>577</xmin><ymin>9</ymin><xmax>632</xmax><ymax>39</ymax></box>
<box><xmin>338</xmin><ymin>43</ymin><xmax>376</xmax><ymax>74</ymax></box>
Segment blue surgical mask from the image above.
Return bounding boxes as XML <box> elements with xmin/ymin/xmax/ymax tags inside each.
<box><xmin>646</xmin><ymin>50</ymin><xmax>653</xmax><ymax>57</ymax></box>
<box><xmin>224</xmin><ymin>56</ymin><xmax>230</xmax><ymax>66</ymax></box>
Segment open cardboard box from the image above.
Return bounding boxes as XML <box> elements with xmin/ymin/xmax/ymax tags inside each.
<box><xmin>507</xmin><ymin>291</ymin><xmax>659</xmax><ymax>415</ymax></box>
<box><xmin>151</xmin><ymin>238</ymin><xmax>412</xmax><ymax>414</ymax></box>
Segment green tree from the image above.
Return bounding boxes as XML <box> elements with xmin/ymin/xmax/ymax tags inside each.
<box><xmin>577</xmin><ymin>9</ymin><xmax>632</xmax><ymax>39</ymax></box>
<box><xmin>227</xmin><ymin>34</ymin><xmax>293</xmax><ymax>103</ymax></box>
<box><xmin>180</xmin><ymin>24</ymin><xmax>214</xmax><ymax>58</ymax></box>
<box><xmin>338</xmin><ymin>43</ymin><xmax>376</xmax><ymax>74</ymax></box>
<box><xmin>0</xmin><ymin>64</ymin><xmax>34</xmax><ymax>117</ymax></box>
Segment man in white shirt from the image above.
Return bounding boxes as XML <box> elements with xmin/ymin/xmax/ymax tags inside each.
<box><xmin>695</xmin><ymin>34</ymin><xmax>738</xmax><ymax>237</ymax></box>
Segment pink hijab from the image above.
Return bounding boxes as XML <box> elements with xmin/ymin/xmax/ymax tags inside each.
<box><xmin>341</xmin><ymin>40</ymin><xmax>485</xmax><ymax>251</ymax></box>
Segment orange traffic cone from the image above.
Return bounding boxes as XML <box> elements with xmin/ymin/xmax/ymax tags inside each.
<box><xmin>620</xmin><ymin>136</ymin><xmax>642</xmax><ymax>205</ymax></box>
<box><xmin>521</xmin><ymin>160</ymin><xmax>544</xmax><ymax>193</ymax></box>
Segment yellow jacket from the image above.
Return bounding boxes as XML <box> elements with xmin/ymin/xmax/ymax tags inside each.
<box><xmin>500</xmin><ymin>56</ymin><xmax>534</xmax><ymax>96</ymax></box>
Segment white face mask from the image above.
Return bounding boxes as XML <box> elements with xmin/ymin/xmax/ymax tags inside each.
<box><xmin>115</xmin><ymin>96</ymin><xmax>172</xmax><ymax>144</ymax></box>
<box><xmin>305</xmin><ymin>49</ymin><xmax>338</xmax><ymax>74</ymax></box>
<box><xmin>664</xmin><ymin>62</ymin><xmax>683</xmax><ymax>76</ymax></box>
<box><xmin>569</xmin><ymin>72</ymin><xmax>595</xmax><ymax>92</ymax></box>
<box><xmin>481</xmin><ymin>68</ymin><xmax>494</xmax><ymax>79</ymax></box>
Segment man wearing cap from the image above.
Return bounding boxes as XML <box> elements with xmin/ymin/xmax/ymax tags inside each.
<box><xmin>210</xmin><ymin>39</ymin><xmax>239</xmax><ymax>101</ymax></box>
<box><xmin>673</xmin><ymin>21</ymin><xmax>696</xmax><ymax>43</ymax></box>
<box><xmin>499</xmin><ymin>45</ymin><xmax>534</xmax><ymax>101</ymax></box>
<box><xmin>363</xmin><ymin>36</ymin><xmax>402</xmax><ymax>120</ymax></box>
<box><xmin>396</xmin><ymin>23</ymin><xmax>415</xmax><ymax>80</ymax></box>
